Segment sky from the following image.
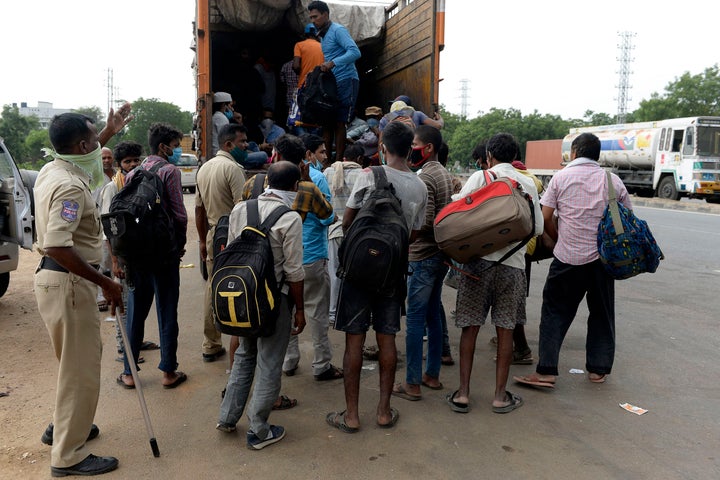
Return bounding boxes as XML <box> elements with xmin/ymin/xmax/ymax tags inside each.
<box><xmin>2</xmin><ymin>0</ymin><xmax>719</xmax><ymax>122</ymax></box>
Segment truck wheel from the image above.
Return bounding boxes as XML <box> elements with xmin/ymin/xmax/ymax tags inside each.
<box><xmin>188</xmin><ymin>186</ymin><xmax>196</xmax><ymax>194</ymax></box>
<box><xmin>657</xmin><ymin>176</ymin><xmax>679</xmax><ymax>200</ymax></box>
<box><xmin>0</xmin><ymin>272</ymin><xmax>8</xmax><ymax>298</ymax></box>
<box><xmin>706</xmin><ymin>197</ymin><xmax>720</xmax><ymax>204</ymax></box>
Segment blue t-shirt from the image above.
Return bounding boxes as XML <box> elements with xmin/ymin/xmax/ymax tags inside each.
<box><xmin>302</xmin><ymin>163</ymin><xmax>335</xmax><ymax>264</ymax></box>
<box><xmin>320</xmin><ymin>22</ymin><xmax>360</xmax><ymax>82</ymax></box>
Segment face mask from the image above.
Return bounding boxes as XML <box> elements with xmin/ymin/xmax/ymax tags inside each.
<box><xmin>167</xmin><ymin>146</ymin><xmax>183</xmax><ymax>165</ymax></box>
<box><xmin>224</xmin><ymin>110</ymin><xmax>233</xmax><ymax>120</ymax></box>
<box><xmin>367</xmin><ymin>118</ymin><xmax>379</xmax><ymax>128</ymax></box>
<box><xmin>408</xmin><ymin>145</ymin><xmax>431</xmax><ymax>171</ymax></box>
<box><xmin>230</xmin><ymin>146</ymin><xmax>248</xmax><ymax>164</ymax></box>
<box><xmin>42</xmin><ymin>144</ymin><xmax>105</xmax><ymax>190</ymax></box>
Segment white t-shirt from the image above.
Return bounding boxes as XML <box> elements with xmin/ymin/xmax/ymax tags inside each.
<box><xmin>347</xmin><ymin>166</ymin><xmax>427</xmax><ymax>232</ymax></box>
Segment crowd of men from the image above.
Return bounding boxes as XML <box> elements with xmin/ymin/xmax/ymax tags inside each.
<box><xmin>31</xmin><ymin>1</ymin><xmax>628</xmax><ymax>476</ymax></box>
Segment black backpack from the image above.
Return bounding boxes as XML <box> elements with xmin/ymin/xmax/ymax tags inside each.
<box><xmin>299</xmin><ymin>66</ymin><xmax>338</xmax><ymax>125</ymax></box>
<box><xmin>211</xmin><ymin>199</ymin><xmax>292</xmax><ymax>337</ymax></box>
<box><xmin>337</xmin><ymin>166</ymin><xmax>409</xmax><ymax>296</ymax></box>
<box><xmin>102</xmin><ymin>162</ymin><xmax>176</xmax><ymax>266</ymax></box>
<box><xmin>210</xmin><ymin>173</ymin><xmax>266</xmax><ymax>264</ymax></box>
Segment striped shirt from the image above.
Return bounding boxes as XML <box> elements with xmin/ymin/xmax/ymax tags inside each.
<box><xmin>541</xmin><ymin>158</ymin><xmax>632</xmax><ymax>265</ymax></box>
<box><xmin>409</xmin><ymin>161</ymin><xmax>455</xmax><ymax>261</ymax></box>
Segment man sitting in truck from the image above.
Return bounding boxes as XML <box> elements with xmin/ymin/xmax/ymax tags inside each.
<box><xmin>308</xmin><ymin>0</ymin><xmax>361</xmax><ymax>163</ymax></box>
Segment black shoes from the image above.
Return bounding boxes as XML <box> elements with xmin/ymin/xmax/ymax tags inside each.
<box><xmin>50</xmin><ymin>454</ymin><xmax>118</xmax><ymax>477</ymax></box>
<box><xmin>202</xmin><ymin>347</ymin><xmax>227</xmax><ymax>362</ymax></box>
<box><xmin>42</xmin><ymin>423</ymin><xmax>100</xmax><ymax>446</ymax></box>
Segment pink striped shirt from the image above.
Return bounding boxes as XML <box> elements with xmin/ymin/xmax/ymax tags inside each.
<box><xmin>541</xmin><ymin>158</ymin><xmax>631</xmax><ymax>265</ymax></box>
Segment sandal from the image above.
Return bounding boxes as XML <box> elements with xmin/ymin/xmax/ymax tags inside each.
<box><xmin>326</xmin><ymin>411</ymin><xmax>359</xmax><ymax>434</ymax></box>
<box><xmin>492</xmin><ymin>390</ymin><xmax>524</xmax><ymax>414</ymax></box>
<box><xmin>446</xmin><ymin>390</ymin><xmax>469</xmax><ymax>413</ymax></box>
<box><xmin>272</xmin><ymin>395</ymin><xmax>298</xmax><ymax>410</ymax></box>
<box><xmin>140</xmin><ymin>341</ymin><xmax>160</xmax><ymax>351</ymax></box>
<box><xmin>362</xmin><ymin>345</ymin><xmax>379</xmax><ymax>361</ymax></box>
<box><xmin>97</xmin><ymin>301</ymin><xmax>109</xmax><ymax>312</ymax></box>
<box><xmin>315</xmin><ymin>365</ymin><xmax>343</xmax><ymax>381</ymax></box>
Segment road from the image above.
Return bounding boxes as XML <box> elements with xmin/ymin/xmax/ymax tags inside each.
<box><xmin>0</xmin><ymin>197</ymin><xmax>719</xmax><ymax>479</ymax></box>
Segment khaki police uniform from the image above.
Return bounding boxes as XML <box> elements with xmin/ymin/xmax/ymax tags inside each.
<box><xmin>33</xmin><ymin>159</ymin><xmax>103</xmax><ymax>468</ymax></box>
<box><xmin>194</xmin><ymin>150</ymin><xmax>246</xmax><ymax>354</ymax></box>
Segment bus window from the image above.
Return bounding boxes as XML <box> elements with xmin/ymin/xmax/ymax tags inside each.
<box><xmin>664</xmin><ymin>128</ymin><xmax>672</xmax><ymax>151</ymax></box>
<box><xmin>682</xmin><ymin>127</ymin><xmax>694</xmax><ymax>155</ymax></box>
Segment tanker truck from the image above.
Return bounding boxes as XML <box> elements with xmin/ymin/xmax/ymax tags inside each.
<box><xmin>526</xmin><ymin>117</ymin><xmax>720</xmax><ymax>203</ymax></box>
<box><xmin>192</xmin><ymin>0</ymin><xmax>445</xmax><ymax>162</ymax></box>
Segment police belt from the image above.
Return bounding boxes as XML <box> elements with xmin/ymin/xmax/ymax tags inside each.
<box><xmin>38</xmin><ymin>256</ymin><xmax>99</xmax><ymax>273</ymax></box>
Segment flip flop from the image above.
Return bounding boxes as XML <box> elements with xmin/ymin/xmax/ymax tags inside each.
<box><xmin>377</xmin><ymin>407</ymin><xmax>399</xmax><ymax>429</ymax></box>
<box><xmin>97</xmin><ymin>301</ymin><xmax>109</xmax><ymax>312</ymax></box>
<box><xmin>116</xmin><ymin>374</ymin><xmax>135</xmax><ymax>390</ymax></box>
<box><xmin>392</xmin><ymin>383</ymin><xmax>422</xmax><ymax>401</ymax></box>
<box><xmin>421</xmin><ymin>380</ymin><xmax>444</xmax><ymax>390</ymax></box>
<box><xmin>140</xmin><ymin>341</ymin><xmax>160</xmax><ymax>351</ymax></box>
<box><xmin>446</xmin><ymin>390</ymin><xmax>469</xmax><ymax>413</ymax></box>
<box><xmin>272</xmin><ymin>395</ymin><xmax>298</xmax><ymax>410</ymax></box>
<box><xmin>589</xmin><ymin>373</ymin><xmax>608</xmax><ymax>383</ymax></box>
<box><xmin>492</xmin><ymin>390</ymin><xmax>524</xmax><ymax>414</ymax></box>
<box><xmin>326</xmin><ymin>411</ymin><xmax>359</xmax><ymax>434</ymax></box>
<box><xmin>513</xmin><ymin>374</ymin><xmax>556</xmax><ymax>389</ymax></box>
<box><xmin>163</xmin><ymin>371</ymin><xmax>187</xmax><ymax>389</ymax></box>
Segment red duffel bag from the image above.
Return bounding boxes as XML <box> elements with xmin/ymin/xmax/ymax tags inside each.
<box><xmin>433</xmin><ymin>171</ymin><xmax>534</xmax><ymax>264</ymax></box>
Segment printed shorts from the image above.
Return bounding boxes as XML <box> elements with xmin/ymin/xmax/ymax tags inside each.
<box><xmin>454</xmin><ymin>258</ymin><xmax>527</xmax><ymax>330</ymax></box>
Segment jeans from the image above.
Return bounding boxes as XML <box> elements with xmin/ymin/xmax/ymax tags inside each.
<box><xmin>537</xmin><ymin>259</ymin><xmax>615</xmax><ymax>376</ymax></box>
<box><xmin>284</xmin><ymin>260</ymin><xmax>332</xmax><ymax>375</ymax></box>
<box><xmin>405</xmin><ymin>253</ymin><xmax>448</xmax><ymax>384</ymax></box>
<box><xmin>123</xmin><ymin>260</ymin><xmax>180</xmax><ymax>374</ymax></box>
<box><xmin>218</xmin><ymin>295</ymin><xmax>292</xmax><ymax>439</ymax></box>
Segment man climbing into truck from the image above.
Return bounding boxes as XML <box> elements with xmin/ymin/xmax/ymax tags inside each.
<box><xmin>308</xmin><ymin>0</ymin><xmax>361</xmax><ymax>163</ymax></box>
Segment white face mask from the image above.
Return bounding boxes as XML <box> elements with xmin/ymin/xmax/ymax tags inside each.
<box><xmin>264</xmin><ymin>188</ymin><xmax>297</xmax><ymax>207</ymax></box>
<box><xmin>43</xmin><ymin>144</ymin><xmax>105</xmax><ymax>190</ymax></box>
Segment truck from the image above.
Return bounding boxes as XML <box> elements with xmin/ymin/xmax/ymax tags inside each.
<box><xmin>0</xmin><ymin>138</ymin><xmax>35</xmax><ymax>298</ymax></box>
<box><xmin>525</xmin><ymin>117</ymin><xmax>720</xmax><ymax>203</ymax></box>
<box><xmin>191</xmin><ymin>0</ymin><xmax>445</xmax><ymax>162</ymax></box>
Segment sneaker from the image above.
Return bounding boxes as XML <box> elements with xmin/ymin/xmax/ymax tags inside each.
<box><xmin>246</xmin><ymin>425</ymin><xmax>285</xmax><ymax>450</ymax></box>
<box><xmin>50</xmin><ymin>454</ymin><xmax>118</xmax><ymax>477</ymax></box>
<box><xmin>216</xmin><ymin>422</ymin><xmax>236</xmax><ymax>433</ymax></box>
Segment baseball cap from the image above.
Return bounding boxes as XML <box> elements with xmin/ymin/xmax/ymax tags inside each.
<box><xmin>389</xmin><ymin>95</ymin><xmax>412</xmax><ymax>106</ymax></box>
<box><xmin>213</xmin><ymin>92</ymin><xmax>232</xmax><ymax>103</ymax></box>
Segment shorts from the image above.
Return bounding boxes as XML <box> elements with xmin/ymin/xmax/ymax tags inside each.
<box><xmin>334</xmin><ymin>279</ymin><xmax>403</xmax><ymax>335</ymax></box>
<box><xmin>335</xmin><ymin>77</ymin><xmax>359</xmax><ymax>123</ymax></box>
<box><xmin>455</xmin><ymin>258</ymin><xmax>527</xmax><ymax>330</ymax></box>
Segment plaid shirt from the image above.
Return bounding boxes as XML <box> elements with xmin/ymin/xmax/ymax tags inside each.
<box><xmin>541</xmin><ymin>158</ymin><xmax>632</xmax><ymax>265</ymax></box>
<box><xmin>242</xmin><ymin>175</ymin><xmax>333</xmax><ymax>222</ymax></box>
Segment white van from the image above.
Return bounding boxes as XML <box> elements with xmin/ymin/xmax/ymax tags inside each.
<box><xmin>0</xmin><ymin>138</ymin><xmax>35</xmax><ymax>297</ymax></box>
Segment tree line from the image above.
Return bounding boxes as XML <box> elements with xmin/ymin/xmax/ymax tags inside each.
<box><xmin>441</xmin><ymin>64</ymin><xmax>720</xmax><ymax>168</ymax></box>
<box><xmin>0</xmin><ymin>99</ymin><xmax>193</xmax><ymax>170</ymax></box>
<box><xmin>1</xmin><ymin>64</ymin><xmax>719</xmax><ymax>170</ymax></box>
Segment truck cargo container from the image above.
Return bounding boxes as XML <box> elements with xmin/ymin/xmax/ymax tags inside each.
<box><xmin>192</xmin><ymin>0</ymin><xmax>445</xmax><ymax>163</ymax></box>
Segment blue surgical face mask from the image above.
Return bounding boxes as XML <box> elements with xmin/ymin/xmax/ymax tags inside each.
<box><xmin>168</xmin><ymin>147</ymin><xmax>183</xmax><ymax>164</ymax></box>
<box><xmin>230</xmin><ymin>146</ymin><xmax>248</xmax><ymax>164</ymax></box>
<box><xmin>367</xmin><ymin>118</ymin><xmax>380</xmax><ymax>128</ymax></box>
<box><xmin>224</xmin><ymin>110</ymin><xmax>233</xmax><ymax>120</ymax></box>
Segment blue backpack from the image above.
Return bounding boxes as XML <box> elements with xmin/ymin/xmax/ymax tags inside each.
<box><xmin>597</xmin><ymin>171</ymin><xmax>664</xmax><ymax>279</ymax></box>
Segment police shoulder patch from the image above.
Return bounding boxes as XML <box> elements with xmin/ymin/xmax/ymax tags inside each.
<box><xmin>60</xmin><ymin>200</ymin><xmax>80</xmax><ymax>222</ymax></box>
